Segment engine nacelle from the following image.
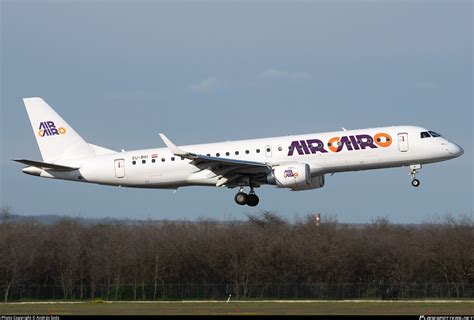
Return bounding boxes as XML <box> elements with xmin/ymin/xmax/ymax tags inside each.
<box><xmin>267</xmin><ymin>163</ymin><xmax>325</xmax><ymax>191</ymax></box>
<box><xmin>296</xmin><ymin>175</ymin><xmax>325</xmax><ymax>191</ymax></box>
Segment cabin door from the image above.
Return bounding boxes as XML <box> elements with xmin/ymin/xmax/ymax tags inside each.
<box><xmin>398</xmin><ymin>133</ymin><xmax>409</xmax><ymax>152</ymax></box>
<box><xmin>114</xmin><ymin>159</ymin><xmax>125</xmax><ymax>178</ymax></box>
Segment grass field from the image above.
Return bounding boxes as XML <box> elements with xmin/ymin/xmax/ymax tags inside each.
<box><xmin>1</xmin><ymin>300</ymin><xmax>473</xmax><ymax>315</ymax></box>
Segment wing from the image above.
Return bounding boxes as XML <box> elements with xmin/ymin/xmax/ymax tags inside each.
<box><xmin>159</xmin><ymin>133</ymin><xmax>273</xmax><ymax>187</ymax></box>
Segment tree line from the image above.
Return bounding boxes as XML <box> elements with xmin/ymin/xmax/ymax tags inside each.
<box><xmin>0</xmin><ymin>208</ymin><xmax>472</xmax><ymax>301</ymax></box>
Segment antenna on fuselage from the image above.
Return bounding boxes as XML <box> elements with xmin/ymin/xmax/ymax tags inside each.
<box><xmin>342</xmin><ymin>127</ymin><xmax>348</xmax><ymax>131</ymax></box>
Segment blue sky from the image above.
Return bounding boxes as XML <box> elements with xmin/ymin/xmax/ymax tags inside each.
<box><xmin>1</xmin><ymin>1</ymin><xmax>472</xmax><ymax>223</ymax></box>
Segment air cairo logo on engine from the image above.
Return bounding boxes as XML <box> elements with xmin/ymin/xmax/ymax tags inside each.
<box><xmin>283</xmin><ymin>169</ymin><xmax>299</xmax><ymax>178</ymax></box>
<box><xmin>38</xmin><ymin>121</ymin><xmax>67</xmax><ymax>137</ymax></box>
<box><xmin>288</xmin><ymin>132</ymin><xmax>393</xmax><ymax>156</ymax></box>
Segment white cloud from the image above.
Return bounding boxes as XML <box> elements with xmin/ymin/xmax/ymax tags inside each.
<box><xmin>415</xmin><ymin>81</ymin><xmax>438</xmax><ymax>89</ymax></box>
<box><xmin>257</xmin><ymin>68</ymin><xmax>311</xmax><ymax>81</ymax></box>
<box><xmin>257</xmin><ymin>68</ymin><xmax>289</xmax><ymax>80</ymax></box>
<box><xmin>190</xmin><ymin>77</ymin><xmax>220</xmax><ymax>93</ymax></box>
<box><xmin>290</xmin><ymin>71</ymin><xmax>311</xmax><ymax>80</ymax></box>
<box><xmin>103</xmin><ymin>90</ymin><xmax>159</xmax><ymax>102</ymax></box>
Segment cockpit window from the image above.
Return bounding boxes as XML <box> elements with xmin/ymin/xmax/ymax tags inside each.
<box><xmin>420</xmin><ymin>131</ymin><xmax>431</xmax><ymax>139</ymax></box>
<box><xmin>429</xmin><ymin>131</ymin><xmax>442</xmax><ymax>137</ymax></box>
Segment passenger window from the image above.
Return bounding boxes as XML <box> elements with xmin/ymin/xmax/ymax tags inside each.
<box><xmin>278</xmin><ymin>147</ymin><xmax>282</xmax><ymax>151</ymax></box>
<box><xmin>266</xmin><ymin>148</ymin><xmax>271</xmax><ymax>152</ymax></box>
<box><xmin>171</xmin><ymin>157</ymin><xmax>175</xmax><ymax>161</ymax></box>
<box><xmin>420</xmin><ymin>132</ymin><xmax>431</xmax><ymax>139</ymax></box>
<box><xmin>226</xmin><ymin>152</ymin><xmax>230</xmax><ymax>156</ymax></box>
<box><xmin>216</xmin><ymin>153</ymin><xmax>220</xmax><ymax>157</ymax></box>
<box><xmin>235</xmin><ymin>151</ymin><xmax>239</xmax><ymax>155</ymax></box>
<box><xmin>132</xmin><ymin>161</ymin><xmax>136</xmax><ymax>165</ymax></box>
<box><xmin>152</xmin><ymin>159</ymin><xmax>156</xmax><ymax>163</ymax></box>
<box><xmin>161</xmin><ymin>158</ymin><xmax>165</xmax><ymax>162</ymax></box>
<box><xmin>256</xmin><ymin>149</ymin><xmax>260</xmax><ymax>153</ymax></box>
<box><xmin>142</xmin><ymin>160</ymin><xmax>146</xmax><ymax>164</ymax></box>
<box><xmin>245</xmin><ymin>150</ymin><xmax>250</xmax><ymax>154</ymax></box>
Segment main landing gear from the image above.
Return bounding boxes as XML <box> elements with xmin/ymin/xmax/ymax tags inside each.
<box><xmin>234</xmin><ymin>187</ymin><xmax>260</xmax><ymax>207</ymax></box>
<box><xmin>410</xmin><ymin>164</ymin><xmax>422</xmax><ymax>187</ymax></box>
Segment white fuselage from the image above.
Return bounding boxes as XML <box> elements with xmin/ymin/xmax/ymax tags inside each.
<box><xmin>33</xmin><ymin>125</ymin><xmax>463</xmax><ymax>190</ymax></box>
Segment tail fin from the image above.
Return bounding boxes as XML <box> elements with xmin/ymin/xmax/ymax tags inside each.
<box><xmin>23</xmin><ymin>97</ymin><xmax>95</xmax><ymax>162</ymax></box>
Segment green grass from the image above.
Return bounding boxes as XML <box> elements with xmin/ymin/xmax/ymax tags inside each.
<box><xmin>1</xmin><ymin>300</ymin><xmax>473</xmax><ymax>315</ymax></box>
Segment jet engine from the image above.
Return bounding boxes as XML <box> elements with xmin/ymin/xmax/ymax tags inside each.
<box><xmin>267</xmin><ymin>162</ymin><xmax>325</xmax><ymax>191</ymax></box>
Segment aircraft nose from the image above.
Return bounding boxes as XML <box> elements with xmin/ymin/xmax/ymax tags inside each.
<box><xmin>447</xmin><ymin>143</ymin><xmax>464</xmax><ymax>158</ymax></box>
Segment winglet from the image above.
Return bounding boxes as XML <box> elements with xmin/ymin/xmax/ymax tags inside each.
<box><xmin>159</xmin><ymin>133</ymin><xmax>191</xmax><ymax>157</ymax></box>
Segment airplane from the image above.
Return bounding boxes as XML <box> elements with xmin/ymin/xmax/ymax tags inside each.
<box><xmin>15</xmin><ymin>97</ymin><xmax>464</xmax><ymax>206</ymax></box>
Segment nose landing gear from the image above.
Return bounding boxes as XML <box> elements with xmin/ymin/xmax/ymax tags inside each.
<box><xmin>234</xmin><ymin>187</ymin><xmax>260</xmax><ymax>206</ymax></box>
<box><xmin>411</xmin><ymin>178</ymin><xmax>420</xmax><ymax>187</ymax></box>
<box><xmin>409</xmin><ymin>164</ymin><xmax>422</xmax><ymax>187</ymax></box>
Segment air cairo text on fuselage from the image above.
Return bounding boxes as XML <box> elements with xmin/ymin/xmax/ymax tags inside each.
<box><xmin>288</xmin><ymin>132</ymin><xmax>393</xmax><ymax>156</ymax></box>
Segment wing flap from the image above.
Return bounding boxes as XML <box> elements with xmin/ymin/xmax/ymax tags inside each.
<box><xmin>192</xmin><ymin>154</ymin><xmax>270</xmax><ymax>168</ymax></box>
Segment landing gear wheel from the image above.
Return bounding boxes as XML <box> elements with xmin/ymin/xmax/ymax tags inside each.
<box><xmin>411</xmin><ymin>179</ymin><xmax>420</xmax><ymax>187</ymax></box>
<box><xmin>234</xmin><ymin>192</ymin><xmax>248</xmax><ymax>205</ymax></box>
<box><xmin>246</xmin><ymin>194</ymin><xmax>260</xmax><ymax>207</ymax></box>
<box><xmin>409</xmin><ymin>164</ymin><xmax>422</xmax><ymax>188</ymax></box>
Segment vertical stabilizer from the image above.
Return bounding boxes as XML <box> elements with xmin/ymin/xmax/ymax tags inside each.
<box><xmin>23</xmin><ymin>97</ymin><xmax>95</xmax><ymax>162</ymax></box>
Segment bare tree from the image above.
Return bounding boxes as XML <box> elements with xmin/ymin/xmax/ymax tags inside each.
<box><xmin>48</xmin><ymin>220</ymin><xmax>82</xmax><ymax>299</ymax></box>
<box><xmin>0</xmin><ymin>210</ymin><xmax>472</xmax><ymax>301</ymax></box>
<box><xmin>0</xmin><ymin>207</ymin><xmax>12</xmax><ymax>225</ymax></box>
<box><xmin>0</xmin><ymin>222</ymin><xmax>42</xmax><ymax>302</ymax></box>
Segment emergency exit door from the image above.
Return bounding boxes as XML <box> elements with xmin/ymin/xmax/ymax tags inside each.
<box><xmin>398</xmin><ymin>133</ymin><xmax>409</xmax><ymax>152</ymax></box>
<box><xmin>114</xmin><ymin>159</ymin><xmax>125</xmax><ymax>178</ymax></box>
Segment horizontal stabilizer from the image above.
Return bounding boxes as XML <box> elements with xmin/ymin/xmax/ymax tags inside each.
<box><xmin>13</xmin><ymin>159</ymin><xmax>79</xmax><ymax>171</ymax></box>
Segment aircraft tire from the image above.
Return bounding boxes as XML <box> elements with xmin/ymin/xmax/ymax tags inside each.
<box><xmin>246</xmin><ymin>194</ymin><xmax>259</xmax><ymax>207</ymax></box>
<box><xmin>411</xmin><ymin>179</ymin><xmax>420</xmax><ymax>187</ymax></box>
<box><xmin>235</xmin><ymin>192</ymin><xmax>248</xmax><ymax>205</ymax></box>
